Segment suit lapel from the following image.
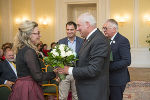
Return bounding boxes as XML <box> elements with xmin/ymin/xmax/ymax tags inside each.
<box><xmin>5</xmin><ymin>60</ymin><xmax>17</xmax><ymax>77</ymax></box>
<box><xmin>76</xmin><ymin>37</ymin><xmax>82</xmax><ymax>53</ymax></box>
<box><xmin>111</xmin><ymin>33</ymin><xmax>120</xmax><ymax>49</ymax></box>
<box><xmin>110</xmin><ymin>33</ymin><xmax>121</xmax><ymax>62</ymax></box>
<box><xmin>64</xmin><ymin>38</ymin><xmax>68</xmax><ymax>45</ymax></box>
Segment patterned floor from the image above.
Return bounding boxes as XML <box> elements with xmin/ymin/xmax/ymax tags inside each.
<box><xmin>123</xmin><ymin>81</ymin><xmax>150</xmax><ymax>100</ymax></box>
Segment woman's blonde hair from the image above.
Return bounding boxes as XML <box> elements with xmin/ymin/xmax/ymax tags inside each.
<box><xmin>13</xmin><ymin>20</ymin><xmax>38</xmax><ymax>54</ymax></box>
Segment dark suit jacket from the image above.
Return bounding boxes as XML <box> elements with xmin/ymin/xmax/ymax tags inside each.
<box><xmin>58</xmin><ymin>36</ymin><xmax>83</xmax><ymax>54</ymax></box>
<box><xmin>73</xmin><ymin>29</ymin><xmax>110</xmax><ymax>100</ymax></box>
<box><xmin>0</xmin><ymin>60</ymin><xmax>17</xmax><ymax>84</ymax></box>
<box><xmin>109</xmin><ymin>33</ymin><xmax>131</xmax><ymax>86</ymax></box>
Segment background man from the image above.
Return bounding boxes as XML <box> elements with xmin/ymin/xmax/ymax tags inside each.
<box><xmin>58</xmin><ymin>13</ymin><xmax>110</xmax><ymax>100</ymax></box>
<box><xmin>0</xmin><ymin>49</ymin><xmax>17</xmax><ymax>87</ymax></box>
<box><xmin>102</xmin><ymin>19</ymin><xmax>131</xmax><ymax>100</ymax></box>
<box><xmin>58</xmin><ymin>21</ymin><xmax>83</xmax><ymax>100</ymax></box>
<box><xmin>0</xmin><ymin>49</ymin><xmax>4</xmax><ymax>62</ymax></box>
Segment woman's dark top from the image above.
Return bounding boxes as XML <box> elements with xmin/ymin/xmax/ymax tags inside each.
<box><xmin>16</xmin><ymin>46</ymin><xmax>55</xmax><ymax>82</ymax></box>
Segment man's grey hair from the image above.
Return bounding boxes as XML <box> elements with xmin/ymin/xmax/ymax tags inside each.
<box><xmin>106</xmin><ymin>19</ymin><xmax>118</xmax><ymax>31</ymax></box>
<box><xmin>78</xmin><ymin>12</ymin><xmax>96</xmax><ymax>26</ymax></box>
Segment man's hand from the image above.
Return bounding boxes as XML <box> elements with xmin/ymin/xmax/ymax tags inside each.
<box><xmin>6</xmin><ymin>80</ymin><xmax>14</xmax><ymax>87</ymax></box>
<box><xmin>55</xmin><ymin>76</ymin><xmax>60</xmax><ymax>82</ymax></box>
<box><xmin>58</xmin><ymin>66</ymin><xmax>69</xmax><ymax>74</ymax></box>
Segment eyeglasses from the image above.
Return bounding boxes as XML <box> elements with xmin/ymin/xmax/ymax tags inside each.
<box><xmin>102</xmin><ymin>27</ymin><xmax>113</xmax><ymax>31</ymax></box>
<box><xmin>102</xmin><ymin>27</ymin><xmax>108</xmax><ymax>31</ymax></box>
<box><xmin>32</xmin><ymin>31</ymin><xmax>40</xmax><ymax>35</ymax></box>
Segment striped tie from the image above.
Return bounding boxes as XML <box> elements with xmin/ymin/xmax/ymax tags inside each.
<box><xmin>11</xmin><ymin>62</ymin><xmax>16</xmax><ymax>69</ymax></box>
<box><xmin>83</xmin><ymin>38</ymin><xmax>87</xmax><ymax>45</ymax></box>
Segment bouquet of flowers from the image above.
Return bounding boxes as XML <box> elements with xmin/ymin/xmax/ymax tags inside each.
<box><xmin>44</xmin><ymin>44</ymin><xmax>77</xmax><ymax>80</ymax></box>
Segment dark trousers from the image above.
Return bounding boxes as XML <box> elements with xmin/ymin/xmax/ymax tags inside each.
<box><xmin>109</xmin><ymin>85</ymin><xmax>126</xmax><ymax>100</ymax></box>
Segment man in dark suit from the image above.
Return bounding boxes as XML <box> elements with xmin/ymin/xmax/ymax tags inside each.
<box><xmin>0</xmin><ymin>49</ymin><xmax>17</xmax><ymax>87</ymax></box>
<box><xmin>58</xmin><ymin>21</ymin><xmax>83</xmax><ymax>100</ymax></box>
<box><xmin>102</xmin><ymin>19</ymin><xmax>131</xmax><ymax>100</ymax></box>
<box><xmin>0</xmin><ymin>49</ymin><xmax>4</xmax><ymax>62</ymax></box>
<box><xmin>58</xmin><ymin>13</ymin><xmax>110</xmax><ymax>100</ymax></box>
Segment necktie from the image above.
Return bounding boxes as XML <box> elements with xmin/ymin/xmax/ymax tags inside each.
<box><xmin>110</xmin><ymin>51</ymin><xmax>113</xmax><ymax>61</ymax></box>
<box><xmin>11</xmin><ymin>62</ymin><xmax>16</xmax><ymax>69</ymax></box>
<box><xmin>108</xmin><ymin>39</ymin><xmax>113</xmax><ymax>61</ymax></box>
<box><xmin>108</xmin><ymin>39</ymin><xmax>111</xmax><ymax>42</ymax></box>
<box><xmin>82</xmin><ymin>38</ymin><xmax>87</xmax><ymax>45</ymax></box>
<box><xmin>109</xmin><ymin>39</ymin><xmax>112</xmax><ymax>45</ymax></box>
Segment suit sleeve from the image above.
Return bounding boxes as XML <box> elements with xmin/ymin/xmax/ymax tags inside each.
<box><xmin>110</xmin><ymin>38</ymin><xmax>131</xmax><ymax>71</ymax></box>
<box><xmin>73</xmin><ymin>38</ymin><xmax>109</xmax><ymax>79</ymax></box>
<box><xmin>58</xmin><ymin>38</ymin><xmax>65</xmax><ymax>44</ymax></box>
<box><xmin>0</xmin><ymin>62</ymin><xmax>5</xmax><ymax>84</ymax></box>
<box><xmin>58</xmin><ymin>40</ymin><xmax>61</xmax><ymax>44</ymax></box>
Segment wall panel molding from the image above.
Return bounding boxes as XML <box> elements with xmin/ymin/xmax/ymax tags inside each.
<box><xmin>134</xmin><ymin>0</ymin><xmax>139</xmax><ymax>48</ymax></box>
<box><xmin>55</xmin><ymin>0</ymin><xmax>109</xmax><ymax>41</ymax></box>
<box><xmin>130</xmin><ymin>48</ymin><xmax>150</xmax><ymax>68</ymax></box>
<box><xmin>1</xmin><ymin>0</ymin><xmax>13</xmax><ymax>45</ymax></box>
<box><xmin>31</xmin><ymin>0</ymin><xmax>35</xmax><ymax>20</ymax></box>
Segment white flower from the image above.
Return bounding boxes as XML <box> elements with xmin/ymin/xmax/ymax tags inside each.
<box><xmin>73</xmin><ymin>52</ymin><xmax>77</xmax><ymax>57</ymax></box>
<box><xmin>61</xmin><ymin>51</ymin><xmax>67</xmax><ymax>57</ymax></box>
<box><xmin>66</xmin><ymin>47</ymin><xmax>70</xmax><ymax>51</ymax></box>
<box><xmin>51</xmin><ymin>49</ymin><xmax>59</xmax><ymax>57</ymax></box>
<box><xmin>51</xmin><ymin>49</ymin><xmax>56</xmax><ymax>53</ymax></box>
<box><xmin>59</xmin><ymin>44</ymin><xmax>65</xmax><ymax>50</ymax></box>
<box><xmin>66</xmin><ymin>51</ymin><xmax>73</xmax><ymax>56</ymax></box>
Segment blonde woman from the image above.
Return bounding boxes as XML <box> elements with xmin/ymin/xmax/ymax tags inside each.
<box><xmin>9</xmin><ymin>20</ymin><xmax>56</xmax><ymax>100</ymax></box>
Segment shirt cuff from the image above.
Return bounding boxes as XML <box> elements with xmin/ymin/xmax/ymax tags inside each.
<box><xmin>4</xmin><ymin>80</ymin><xmax>7</xmax><ymax>84</ymax></box>
<box><xmin>68</xmin><ymin>67</ymin><xmax>73</xmax><ymax>75</ymax></box>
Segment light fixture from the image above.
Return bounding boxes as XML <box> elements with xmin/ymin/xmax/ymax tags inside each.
<box><xmin>15</xmin><ymin>16</ymin><xmax>29</xmax><ymax>24</ymax></box>
<box><xmin>144</xmin><ymin>14</ymin><xmax>150</xmax><ymax>22</ymax></box>
<box><xmin>114</xmin><ymin>15</ymin><xmax>129</xmax><ymax>23</ymax></box>
<box><xmin>38</xmin><ymin>17</ymin><xmax>51</xmax><ymax>26</ymax></box>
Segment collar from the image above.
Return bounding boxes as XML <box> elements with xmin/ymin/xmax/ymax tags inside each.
<box><xmin>6</xmin><ymin>59</ymin><xmax>10</xmax><ymax>62</ymax></box>
<box><xmin>67</xmin><ymin>36</ymin><xmax>76</xmax><ymax>42</ymax></box>
<box><xmin>6</xmin><ymin>59</ymin><xmax>14</xmax><ymax>63</ymax></box>
<box><xmin>111</xmin><ymin>32</ymin><xmax>118</xmax><ymax>41</ymax></box>
<box><xmin>86</xmin><ymin>28</ymin><xmax>97</xmax><ymax>40</ymax></box>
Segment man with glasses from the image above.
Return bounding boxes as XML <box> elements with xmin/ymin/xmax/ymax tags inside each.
<box><xmin>0</xmin><ymin>49</ymin><xmax>17</xmax><ymax>88</ymax></box>
<box><xmin>102</xmin><ymin>19</ymin><xmax>131</xmax><ymax>100</ymax></box>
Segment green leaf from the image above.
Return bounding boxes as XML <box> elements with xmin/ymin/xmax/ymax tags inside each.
<box><xmin>58</xmin><ymin>73</ymin><xmax>66</xmax><ymax>80</ymax></box>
